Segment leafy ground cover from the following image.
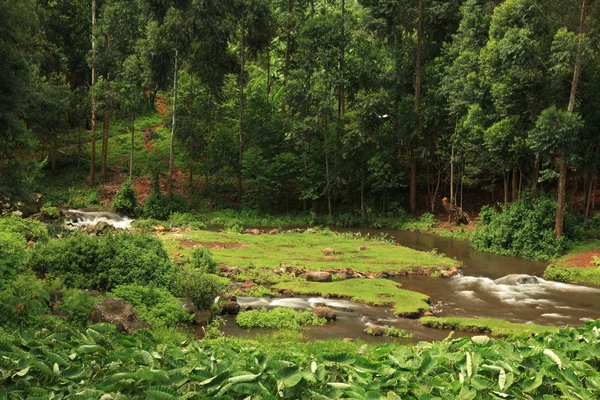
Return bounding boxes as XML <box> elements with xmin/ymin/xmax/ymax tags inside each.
<box><xmin>544</xmin><ymin>240</ymin><xmax>600</xmax><ymax>285</ymax></box>
<box><xmin>1</xmin><ymin>320</ymin><xmax>599</xmax><ymax>399</ymax></box>
<box><xmin>236</xmin><ymin>307</ymin><xmax>327</xmax><ymax>330</ymax></box>
<box><xmin>160</xmin><ymin>229</ymin><xmax>459</xmax><ymax>274</ymax></box>
<box><xmin>420</xmin><ymin>317</ymin><xmax>559</xmax><ymax>337</ymax></box>
<box><xmin>272</xmin><ymin>279</ymin><xmax>432</xmax><ymax>317</ymax></box>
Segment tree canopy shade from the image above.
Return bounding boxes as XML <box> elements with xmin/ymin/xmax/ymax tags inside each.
<box><xmin>0</xmin><ymin>0</ymin><xmax>599</xmax><ymax>234</ymax></box>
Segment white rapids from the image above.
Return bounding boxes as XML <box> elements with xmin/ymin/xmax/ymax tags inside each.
<box><xmin>64</xmin><ymin>209</ymin><xmax>135</xmax><ymax>230</ymax></box>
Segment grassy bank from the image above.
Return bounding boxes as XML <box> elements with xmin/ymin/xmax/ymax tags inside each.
<box><xmin>159</xmin><ymin>229</ymin><xmax>460</xmax><ymax>274</ymax></box>
<box><xmin>273</xmin><ymin>279</ymin><xmax>431</xmax><ymax>317</ymax></box>
<box><xmin>420</xmin><ymin>316</ymin><xmax>559</xmax><ymax>337</ymax></box>
<box><xmin>544</xmin><ymin>240</ymin><xmax>600</xmax><ymax>285</ymax></box>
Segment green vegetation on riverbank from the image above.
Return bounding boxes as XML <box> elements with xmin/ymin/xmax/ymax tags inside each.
<box><xmin>160</xmin><ymin>229</ymin><xmax>460</xmax><ymax>274</ymax></box>
<box><xmin>420</xmin><ymin>316</ymin><xmax>559</xmax><ymax>337</ymax></box>
<box><xmin>273</xmin><ymin>279</ymin><xmax>431</xmax><ymax>317</ymax></box>
<box><xmin>544</xmin><ymin>240</ymin><xmax>600</xmax><ymax>285</ymax></box>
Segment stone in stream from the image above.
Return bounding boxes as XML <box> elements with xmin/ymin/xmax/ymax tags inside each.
<box><xmin>220</xmin><ymin>293</ymin><xmax>237</xmax><ymax>302</ymax></box>
<box><xmin>364</xmin><ymin>325</ymin><xmax>387</xmax><ymax>336</ymax></box>
<box><xmin>220</xmin><ymin>301</ymin><xmax>241</xmax><ymax>315</ymax></box>
<box><xmin>423</xmin><ymin>311</ymin><xmax>435</xmax><ymax>317</ymax></box>
<box><xmin>305</xmin><ymin>271</ymin><xmax>333</xmax><ymax>282</ymax></box>
<box><xmin>238</xmin><ymin>281</ymin><xmax>256</xmax><ymax>292</ymax></box>
<box><xmin>312</xmin><ymin>306</ymin><xmax>336</xmax><ymax>321</ymax></box>
<box><xmin>89</xmin><ymin>298</ymin><xmax>150</xmax><ymax>332</ymax></box>
<box><xmin>516</xmin><ymin>276</ymin><xmax>539</xmax><ymax>285</ymax></box>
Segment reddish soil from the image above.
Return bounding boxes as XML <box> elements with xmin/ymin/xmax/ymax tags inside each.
<box><xmin>562</xmin><ymin>250</ymin><xmax>600</xmax><ymax>268</ymax></box>
<box><xmin>179</xmin><ymin>240</ymin><xmax>248</xmax><ymax>250</ymax></box>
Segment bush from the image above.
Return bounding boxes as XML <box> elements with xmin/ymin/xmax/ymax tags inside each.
<box><xmin>40</xmin><ymin>205</ymin><xmax>60</xmax><ymax>219</ymax></box>
<box><xmin>54</xmin><ymin>288</ymin><xmax>101</xmax><ymax>329</ymax></box>
<box><xmin>131</xmin><ymin>218</ymin><xmax>161</xmax><ymax>231</ymax></box>
<box><xmin>29</xmin><ymin>232</ymin><xmax>174</xmax><ymax>290</ymax></box>
<box><xmin>172</xmin><ymin>269</ymin><xmax>229</xmax><ymax>310</ymax></box>
<box><xmin>472</xmin><ymin>193</ymin><xmax>572</xmax><ymax>260</ymax></box>
<box><xmin>143</xmin><ymin>193</ymin><xmax>189</xmax><ymax>220</ymax></box>
<box><xmin>224</xmin><ymin>218</ymin><xmax>244</xmax><ymax>233</ymax></box>
<box><xmin>189</xmin><ymin>248</ymin><xmax>217</xmax><ymax>274</ymax></box>
<box><xmin>236</xmin><ymin>307</ymin><xmax>326</xmax><ymax>330</ymax></box>
<box><xmin>168</xmin><ymin>212</ymin><xmax>207</xmax><ymax>230</ymax></box>
<box><xmin>113</xmin><ymin>180</ymin><xmax>138</xmax><ymax>216</ymax></box>
<box><xmin>112</xmin><ymin>284</ymin><xmax>193</xmax><ymax>328</ymax></box>
<box><xmin>0</xmin><ymin>215</ymin><xmax>48</xmax><ymax>242</ymax></box>
<box><xmin>0</xmin><ymin>272</ymin><xmax>51</xmax><ymax>329</ymax></box>
<box><xmin>0</xmin><ymin>231</ymin><xmax>28</xmax><ymax>269</ymax></box>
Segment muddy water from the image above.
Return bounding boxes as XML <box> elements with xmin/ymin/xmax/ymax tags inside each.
<box><xmin>217</xmin><ymin>227</ymin><xmax>600</xmax><ymax>342</ymax></box>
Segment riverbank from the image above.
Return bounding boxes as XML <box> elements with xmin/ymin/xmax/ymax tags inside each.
<box><xmin>544</xmin><ymin>240</ymin><xmax>600</xmax><ymax>285</ymax></box>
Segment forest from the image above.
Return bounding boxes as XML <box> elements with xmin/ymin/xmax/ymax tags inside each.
<box><xmin>2</xmin><ymin>0</ymin><xmax>600</xmax><ymax>398</ymax></box>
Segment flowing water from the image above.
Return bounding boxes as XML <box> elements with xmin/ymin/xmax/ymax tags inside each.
<box><xmin>221</xmin><ymin>227</ymin><xmax>600</xmax><ymax>342</ymax></box>
<box><xmin>64</xmin><ymin>209</ymin><xmax>135</xmax><ymax>230</ymax></box>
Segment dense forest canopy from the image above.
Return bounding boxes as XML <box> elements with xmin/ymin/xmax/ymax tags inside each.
<box><xmin>1</xmin><ymin>0</ymin><xmax>599</xmax><ymax>236</ymax></box>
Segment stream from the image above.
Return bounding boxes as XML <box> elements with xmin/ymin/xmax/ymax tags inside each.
<box><xmin>221</xmin><ymin>227</ymin><xmax>600</xmax><ymax>343</ymax></box>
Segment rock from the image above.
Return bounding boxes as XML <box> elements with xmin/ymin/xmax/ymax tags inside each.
<box><xmin>194</xmin><ymin>310</ymin><xmax>213</xmax><ymax>326</ymax></box>
<box><xmin>83</xmin><ymin>221</ymin><xmax>114</xmax><ymax>235</ymax></box>
<box><xmin>269</xmin><ymin>229</ymin><xmax>279</xmax><ymax>235</ymax></box>
<box><xmin>358</xmin><ymin>245</ymin><xmax>371</xmax><ymax>251</ymax></box>
<box><xmin>305</xmin><ymin>271</ymin><xmax>332</xmax><ymax>282</ymax></box>
<box><xmin>322</xmin><ymin>248</ymin><xmax>334</xmax><ymax>256</ymax></box>
<box><xmin>244</xmin><ymin>229</ymin><xmax>253</xmax><ymax>234</ymax></box>
<box><xmin>220</xmin><ymin>301</ymin><xmax>241</xmax><ymax>315</ymax></box>
<box><xmin>89</xmin><ymin>298</ymin><xmax>150</xmax><ymax>332</ymax></box>
<box><xmin>312</xmin><ymin>307</ymin><xmax>336</xmax><ymax>321</ymax></box>
<box><xmin>220</xmin><ymin>293</ymin><xmax>237</xmax><ymax>302</ymax></box>
<box><xmin>516</xmin><ymin>276</ymin><xmax>539</xmax><ymax>285</ymax></box>
<box><xmin>238</xmin><ymin>281</ymin><xmax>256</xmax><ymax>291</ymax></box>
<box><xmin>251</xmin><ymin>229</ymin><xmax>261</xmax><ymax>235</ymax></box>
<box><xmin>179</xmin><ymin>298</ymin><xmax>199</xmax><ymax>315</ymax></box>
<box><xmin>364</xmin><ymin>325</ymin><xmax>387</xmax><ymax>336</ymax></box>
<box><xmin>423</xmin><ymin>311</ymin><xmax>435</xmax><ymax>317</ymax></box>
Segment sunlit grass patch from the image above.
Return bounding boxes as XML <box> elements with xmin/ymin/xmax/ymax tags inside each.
<box><xmin>420</xmin><ymin>316</ymin><xmax>559</xmax><ymax>337</ymax></box>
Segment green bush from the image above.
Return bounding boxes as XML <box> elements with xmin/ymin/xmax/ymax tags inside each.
<box><xmin>172</xmin><ymin>268</ymin><xmax>229</xmax><ymax>310</ymax></box>
<box><xmin>0</xmin><ymin>272</ymin><xmax>51</xmax><ymax>329</ymax></box>
<box><xmin>40</xmin><ymin>205</ymin><xmax>60</xmax><ymax>219</ymax></box>
<box><xmin>236</xmin><ymin>307</ymin><xmax>326</xmax><ymax>330</ymax></box>
<box><xmin>131</xmin><ymin>218</ymin><xmax>161</xmax><ymax>231</ymax></box>
<box><xmin>168</xmin><ymin>212</ymin><xmax>207</xmax><ymax>230</ymax></box>
<box><xmin>143</xmin><ymin>193</ymin><xmax>189</xmax><ymax>220</ymax></box>
<box><xmin>113</xmin><ymin>180</ymin><xmax>138</xmax><ymax>216</ymax></box>
<box><xmin>29</xmin><ymin>232</ymin><xmax>174</xmax><ymax>290</ymax></box>
<box><xmin>224</xmin><ymin>218</ymin><xmax>244</xmax><ymax>233</ymax></box>
<box><xmin>112</xmin><ymin>284</ymin><xmax>192</xmax><ymax>328</ymax></box>
<box><xmin>54</xmin><ymin>288</ymin><xmax>101</xmax><ymax>329</ymax></box>
<box><xmin>472</xmin><ymin>193</ymin><xmax>573</xmax><ymax>260</ymax></box>
<box><xmin>189</xmin><ymin>248</ymin><xmax>217</xmax><ymax>274</ymax></box>
<box><xmin>0</xmin><ymin>231</ymin><xmax>28</xmax><ymax>269</ymax></box>
<box><xmin>0</xmin><ymin>215</ymin><xmax>48</xmax><ymax>242</ymax></box>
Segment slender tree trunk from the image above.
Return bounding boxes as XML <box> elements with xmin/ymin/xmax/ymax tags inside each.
<box><xmin>238</xmin><ymin>16</ymin><xmax>245</xmax><ymax>206</ymax></box>
<box><xmin>338</xmin><ymin>0</ymin><xmax>345</xmax><ymax>118</ymax></box>
<box><xmin>503</xmin><ymin>172</ymin><xmax>509</xmax><ymax>207</ymax></box>
<box><xmin>129</xmin><ymin>104</ymin><xmax>134</xmax><ymax>181</ymax></box>
<box><xmin>556</xmin><ymin>0</ymin><xmax>587</xmax><ymax>237</ymax></box>
<box><xmin>450</xmin><ymin>144</ymin><xmax>455</xmax><ymax>201</ymax></box>
<box><xmin>167</xmin><ymin>49</ymin><xmax>178</xmax><ymax>199</ymax></box>
<box><xmin>101</xmin><ymin>111</ymin><xmax>109</xmax><ymax>176</ymax></box>
<box><xmin>593</xmin><ymin>174</ymin><xmax>597</xmax><ymax>211</ymax></box>
<box><xmin>512</xmin><ymin>167</ymin><xmax>518</xmax><ymax>202</ymax></box>
<box><xmin>89</xmin><ymin>0</ymin><xmax>96</xmax><ymax>187</ymax></box>
<box><xmin>188</xmin><ymin>75</ymin><xmax>195</xmax><ymax>187</ymax></box>
<box><xmin>281</xmin><ymin>0</ymin><xmax>294</xmax><ymax>113</ymax></box>
<box><xmin>361</xmin><ymin>177</ymin><xmax>365</xmax><ymax>218</ymax></box>
<box><xmin>410</xmin><ymin>0</ymin><xmax>423</xmax><ymax>214</ymax></box>
<box><xmin>518</xmin><ymin>170</ymin><xmax>523</xmax><ymax>200</ymax></box>
<box><xmin>77</xmin><ymin>126</ymin><xmax>82</xmax><ymax>169</ymax></box>
<box><xmin>585</xmin><ymin>171</ymin><xmax>594</xmax><ymax>223</ymax></box>
<box><xmin>325</xmin><ymin>117</ymin><xmax>332</xmax><ymax>217</ymax></box>
<box><xmin>532</xmin><ymin>154</ymin><xmax>540</xmax><ymax>190</ymax></box>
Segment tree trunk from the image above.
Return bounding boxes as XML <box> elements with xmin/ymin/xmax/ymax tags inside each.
<box><xmin>89</xmin><ymin>0</ymin><xmax>96</xmax><ymax>187</ymax></box>
<box><xmin>556</xmin><ymin>0</ymin><xmax>586</xmax><ymax>237</ymax></box>
<box><xmin>101</xmin><ymin>111</ymin><xmax>109</xmax><ymax>177</ymax></box>
<box><xmin>585</xmin><ymin>171</ymin><xmax>594</xmax><ymax>223</ymax></box>
<box><xmin>450</xmin><ymin>144</ymin><xmax>455</xmax><ymax>201</ymax></box>
<box><xmin>338</xmin><ymin>0</ymin><xmax>345</xmax><ymax>118</ymax></box>
<box><xmin>512</xmin><ymin>167</ymin><xmax>518</xmax><ymax>202</ymax></box>
<box><xmin>593</xmin><ymin>174</ymin><xmax>597</xmax><ymax>211</ymax></box>
<box><xmin>532</xmin><ymin>154</ymin><xmax>540</xmax><ymax>190</ymax></box>
<box><xmin>77</xmin><ymin>126</ymin><xmax>82</xmax><ymax>169</ymax></box>
<box><xmin>238</xmin><ymin>15</ymin><xmax>245</xmax><ymax>206</ymax></box>
<box><xmin>281</xmin><ymin>0</ymin><xmax>294</xmax><ymax>113</ymax></box>
<box><xmin>325</xmin><ymin>117</ymin><xmax>332</xmax><ymax>217</ymax></box>
<box><xmin>167</xmin><ymin>49</ymin><xmax>178</xmax><ymax>199</ymax></box>
<box><xmin>518</xmin><ymin>169</ymin><xmax>523</xmax><ymax>200</ymax></box>
<box><xmin>410</xmin><ymin>0</ymin><xmax>423</xmax><ymax>214</ymax></box>
<box><xmin>361</xmin><ymin>177</ymin><xmax>365</xmax><ymax>218</ymax></box>
<box><xmin>129</xmin><ymin>104</ymin><xmax>134</xmax><ymax>180</ymax></box>
<box><xmin>503</xmin><ymin>172</ymin><xmax>508</xmax><ymax>207</ymax></box>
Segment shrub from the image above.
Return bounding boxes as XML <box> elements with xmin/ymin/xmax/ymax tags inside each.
<box><xmin>40</xmin><ymin>205</ymin><xmax>60</xmax><ymax>219</ymax></box>
<box><xmin>172</xmin><ymin>269</ymin><xmax>229</xmax><ymax>310</ymax></box>
<box><xmin>224</xmin><ymin>218</ymin><xmax>244</xmax><ymax>233</ymax></box>
<box><xmin>55</xmin><ymin>288</ymin><xmax>101</xmax><ymax>329</ymax></box>
<box><xmin>29</xmin><ymin>232</ymin><xmax>174</xmax><ymax>290</ymax></box>
<box><xmin>0</xmin><ymin>231</ymin><xmax>28</xmax><ymax>269</ymax></box>
<box><xmin>113</xmin><ymin>180</ymin><xmax>138</xmax><ymax>216</ymax></box>
<box><xmin>0</xmin><ymin>272</ymin><xmax>51</xmax><ymax>329</ymax></box>
<box><xmin>189</xmin><ymin>248</ymin><xmax>217</xmax><ymax>274</ymax></box>
<box><xmin>112</xmin><ymin>284</ymin><xmax>193</xmax><ymax>328</ymax></box>
<box><xmin>0</xmin><ymin>215</ymin><xmax>48</xmax><ymax>242</ymax></box>
<box><xmin>236</xmin><ymin>307</ymin><xmax>326</xmax><ymax>330</ymax></box>
<box><xmin>131</xmin><ymin>218</ymin><xmax>161</xmax><ymax>231</ymax></box>
<box><xmin>143</xmin><ymin>193</ymin><xmax>189</xmax><ymax>220</ymax></box>
<box><xmin>168</xmin><ymin>212</ymin><xmax>207</xmax><ymax>230</ymax></box>
<box><xmin>472</xmin><ymin>193</ymin><xmax>572</xmax><ymax>260</ymax></box>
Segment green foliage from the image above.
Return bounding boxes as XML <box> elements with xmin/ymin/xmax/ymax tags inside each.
<box><xmin>29</xmin><ymin>232</ymin><xmax>174</xmax><ymax>290</ymax></box>
<box><xmin>420</xmin><ymin>316</ymin><xmax>558</xmax><ymax>337</ymax></box>
<box><xmin>168</xmin><ymin>212</ymin><xmax>207</xmax><ymax>230</ymax></box>
<box><xmin>234</xmin><ymin>285</ymin><xmax>277</xmax><ymax>298</ymax></box>
<box><xmin>143</xmin><ymin>193</ymin><xmax>189</xmax><ymax>220</ymax></box>
<box><xmin>131</xmin><ymin>218</ymin><xmax>162</xmax><ymax>231</ymax></box>
<box><xmin>472</xmin><ymin>193</ymin><xmax>574</xmax><ymax>260</ymax></box>
<box><xmin>365</xmin><ymin>326</ymin><xmax>413</xmax><ymax>339</ymax></box>
<box><xmin>171</xmin><ymin>269</ymin><xmax>229</xmax><ymax>310</ymax></box>
<box><xmin>0</xmin><ymin>231</ymin><xmax>28</xmax><ymax>271</ymax></box>
<box><xmin>40</xmin><ymin>205</ymin><xmax>60</xmax><ymax>219</ymax></box>
<box><xmin>0</xmin><ymin>215</ymin><xmax>48</xmax><ymax>242</ymax></box>
<box><xmin>594</xmin><ymin>256</ymin><xmax>600</xmax><ymax>267</ymax></box>
<box><xmin>2</xmin><ymin>318</ymin><xmax>600</xmax><ymax>398</ymax></box>
<box><xmin>189</xmin><ymin>248</ymin><xmax>217</xmax><ymax>274</ymax></box>
<box><xmin>236</xmin><ymin>307</ymin><xmax>326</xmax><ymax>330</ymax></box>
<box><xmin>112</xmin><ymin>285</ymin><xmax>193</xmax><ymax>328</ymax></box>
<box><xmin>224</xmin><ymin>219</ymin><xmax>244</xmax><ymax>233</ymax></box>
<box><xmin>54</xmin><ymin>289</ymin><xmax>101</xmax><ymax>329</ymax></box>
<box><xmin>0</xmin><ymin>272</ymin><xmax>51</xmax><ymax>329</ymax></box>
<box><xmin>113</xmin><ymin>180</ymin><xmax>138</xmax><ymax>216</ymax></box>
<box><xmin>544</xmin><ymin>264</ymin><xmax>600</xmax><ymax>286</ymax></box>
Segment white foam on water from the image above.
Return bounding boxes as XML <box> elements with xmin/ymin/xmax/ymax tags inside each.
<box><xmin>541</xmin><ymin>313</ymin><xmax>569</xmax><ymax>319</ymax></box>
<box><xmin>65</xmin><ymin>209</ymin><xmax>135</xmax><ymax>229</ymax></box>
<box><xmin>308</xmin><ymin>297</ymin><xmax>364</xmax><ymax>309</ymax></box>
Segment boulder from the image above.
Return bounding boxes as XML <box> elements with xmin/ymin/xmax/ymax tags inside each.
<box><xmin>89</xmin><ymin>298</ymin><xmax>150</xmax><ymax>332</ymax></box>
<box><xmin>322</xmin><ymin>248</ymin><xmax>334</xmax><ymax>256</ymax></box>
<box><xmin>251</xmin><ymin>229</ymin><xmax>261</xmax><ymax>235</ymax></box>
<box><xmin>220</xmin><ymin>301</ymin><xmax>241</xmax><ymax>315</ymax></box>
<box><xmin>358</xmin><ymin>245</ymin><xmax>371</xmax><ymax>251</ymax></box>
<box><xmin>364</xmin><ymin>325</ymin><xmax>387</xmax><ymax>336</ymax></box>
<box><xmin>238</xmin><ymin>281</ymin><xmax>256</xmax><ymax>292</ymax></box>
<box><xmin>194</xmin><ymin>310</ymin><xmax>213</xmax><ymax>326</ymax></box>
<box><xmin>312</xmin><ymin>306</ymin><xmax>336</xmax><ymax>321</ymax></box>
<box><xmin>423</xmin><ymin>311</ymin><xmax>435</xmax><ymax>317</ymax></box>
<box><xmin>269</xmin><ymin>229</ymin><xmax>279</xmax><ymax>235</ymax></box>
<box><xmin>516</xmin><ymin>276</ymin><xmax>539</xmax><ymax>285</ymax></box>
<box><xmin>179</xmin><ymin>298</ymin><xmax>199</xmax><ymax>315</ymax></box>
<box><xmin>220</xmin><ymin>293</ymin><xmax>237</xmax><ymax>302</ymax></box>
<box><xmin>305</xmin><ymin>271</ymin><xmax>332</xmax><ymax>282</ymax></box>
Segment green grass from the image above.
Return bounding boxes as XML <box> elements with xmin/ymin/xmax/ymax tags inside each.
<box><xmin>543</xmin><ymin>240</ymin><xmax>600</xmax><ymax>285</ymax></box>
<box><xmin>420</xmin><ymin>316</ymin><xmax>559</xmax><ymax>337</ymax></box>
<box><xmin>236</xmin><ymin>307</ymin><xmax>327</xmax><ymax>330</ymax></box>
<box><xmin>160</xmin><ymin>229</ymin><xmax>460</xmax><ymax>274</ymax></box>
<box><xmin>272</xmin><ymin>279</ymin><xmax>431</xmax><ymax>317</ymax></box>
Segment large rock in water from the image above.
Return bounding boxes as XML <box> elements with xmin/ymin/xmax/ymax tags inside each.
<box><xmin>305</xmin><ymin>271</ymin><xmax>332</xmax><ymax>282</ymax></box>
<box><xmin>312</xmin><ymin>306</ymin><xmax>336</xmax><ymax>321</ymax></box>
<box><xmin>89</xmin><ymin>298</ymin><xmax>150</xmax><ymax>332</ymax></box>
